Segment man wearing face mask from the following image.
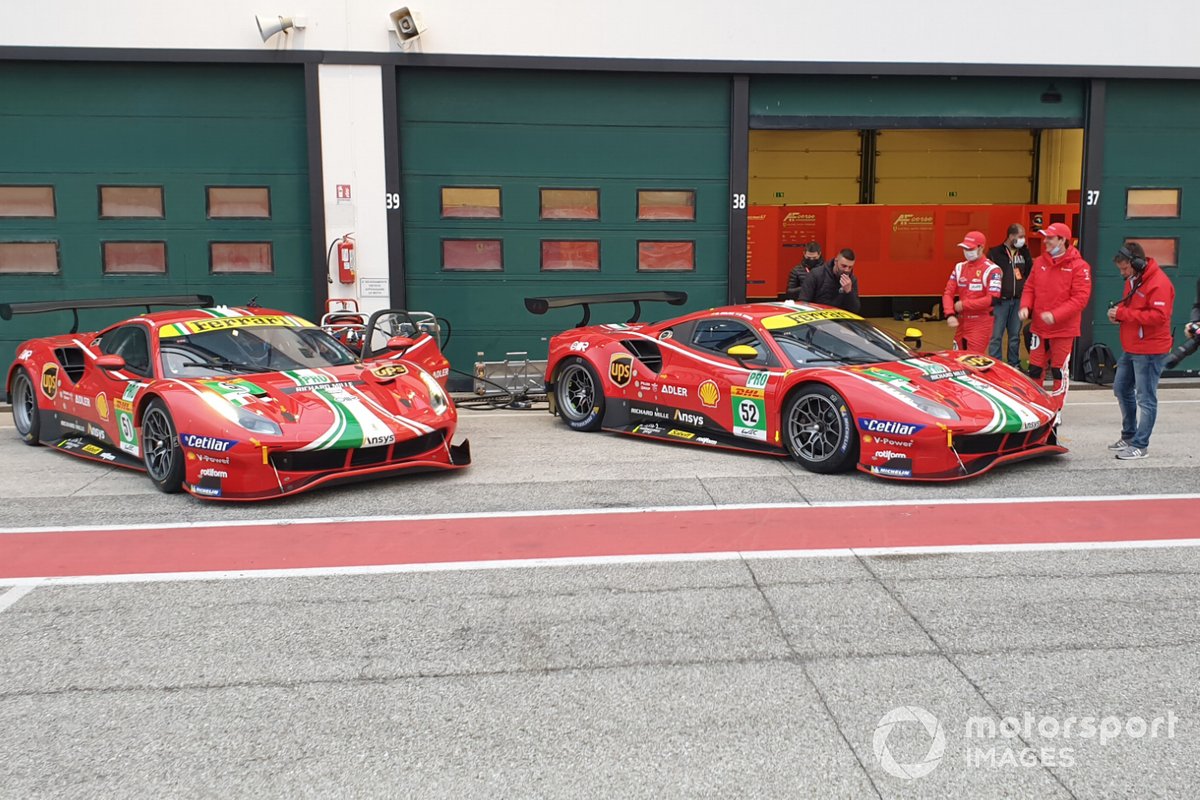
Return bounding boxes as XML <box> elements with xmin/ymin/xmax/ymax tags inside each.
<box><xmin>798</xmin><ymin>248</ymin><xmax>860</xmax><ymax>312</ymax></box>
<box><xmin>987</xmin><ymin>223</ymin><xmax>1032</xmax><ymax>368</ymax></box>
<box><xmin>942</xmin><ymin>230</ymin><xmax>1002</xmax><ymax>353</ymax></box>
<box><xmin>1019</xmin><ymin>222</ymin><xmax>1093</xmax><ymax>406</ymax></box>
<box><xmin>785</xmin><ymin>241</ymin><xmax>824</xmax><ymax>300</ymax></box>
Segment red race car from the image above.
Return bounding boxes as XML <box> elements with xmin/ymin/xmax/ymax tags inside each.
<box><xmin>529</xmin><ymin>292</ymin><xmax>1065</xmax><ymax>481</ymax></box>
<box><xmin>3</xmin><ymin>296</ymin><xmax>469</xmax><ymax>501</ymax></box>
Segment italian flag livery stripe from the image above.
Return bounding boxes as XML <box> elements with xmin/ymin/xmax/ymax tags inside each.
<box><xmin>902</xmin><ymin>359</ymin><xmax>1044</xmax><ymax>434</ymax></box>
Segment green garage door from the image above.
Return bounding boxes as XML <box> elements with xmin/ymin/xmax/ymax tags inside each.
<box><xmin>1092</xmin><ymin>79</ymin><xmax>1200</xmax><ymax>366</ymax></box>
<box><xmin>397</xmin><ymin>68</ymin><xmax>730</xmax><ymax>369</ymax></box>
<box><xmin>0</xmin><ymin>62</ymin><xmax>311</xmax><ymax>359</ymax></box>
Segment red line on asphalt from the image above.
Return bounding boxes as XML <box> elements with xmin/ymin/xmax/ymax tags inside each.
<box><xmin>2</xmin><ymin>498</ymin><xmax>1198</xmax><ymax>580</ymax></box>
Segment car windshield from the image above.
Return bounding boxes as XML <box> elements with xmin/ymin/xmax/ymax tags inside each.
<box><xmin>772</xmin><ymin>319</ymin><xmax>913</xmax><ymax>367</ymax></box>
<box><xmin>159</xmin><ymin>325</ymin><xmax>359</xmax><ymax>377</ymax></box>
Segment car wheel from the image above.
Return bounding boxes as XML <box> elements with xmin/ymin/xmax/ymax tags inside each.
<box><xmin>555</xmin><ymin>357</ymin><xmax>605</xmax><ymax>432</ymax></box>
<box><xmin>10</xmin><ymin>368</ymin><xmax>41</xmax><ymax>446</ymax></box>
<box><xmin>782</xmin><ymin>384</ymin><xmax>858</xmax><ymax>474</ymax></box>
<box><xmin>141</xmin><ymin>399</ymin><xmax>184</xmax><ymax>493</ymax></box>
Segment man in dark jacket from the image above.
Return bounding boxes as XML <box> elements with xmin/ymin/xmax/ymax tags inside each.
<box><xmin>987</xmin><ymin>223</ymin><xmax>1032</xmax><ymax>368</ymax></box>
<box><xmin>785</xmin><ymin>241</ymin><xmax>823</xmax><ymax>300</ymax></box>
<box><xmin>1105</xmin><ymin>242</ymin><xmax>1175</xmax><ymax>460</ymax></box>
<box><xmin>798</xmin><ymin>248</ymin><xmax>860</xmax><ymax>313</ymax></box>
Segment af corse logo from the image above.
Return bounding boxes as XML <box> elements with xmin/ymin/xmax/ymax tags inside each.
<box><xmin>609</xmin><ymin>354</ymin><xmax>633</xmax><ymax>388</ymax></box>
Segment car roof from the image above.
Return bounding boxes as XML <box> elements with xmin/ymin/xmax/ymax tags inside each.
<box><xmin>663</xmin><ymin>301</ymin><xmax>858</xmax><ymax>327</ymax></box>
<box><xmin>109</xmin><ymin>307</ymin><xmax>316</xmax><ymax>334</ymax></box>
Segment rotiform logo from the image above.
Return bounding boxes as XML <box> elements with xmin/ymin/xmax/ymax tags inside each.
<box><xmin>859</xmin><ymin>418</ymin><xmax>926</xmax><ymax>436</ymax></box>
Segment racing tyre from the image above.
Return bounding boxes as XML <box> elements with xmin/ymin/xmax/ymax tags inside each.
<box><xmin>141</xmin><ymin>399</ymin><xmax>184</xmax><ymax>493</ymax></box>
<box><xmin>10</xmin><ymin>368</ymin><xmax>41</xmax><ymax>446</ymax></box>
<box><xmin>782</xmin><ymin>384</ymin><xmax>858</xmax><ymax>474</ymax></box>
<box><xmin>555</xmin><ymin>357</ymin><xmax>605</xmax><ymax>432</ymax></box>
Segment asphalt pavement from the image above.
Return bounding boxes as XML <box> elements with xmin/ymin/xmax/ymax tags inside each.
<box><xmin>1</xmin><ymin>388</ymin><xmax>1199</xmax><ymax>798</ymax></box>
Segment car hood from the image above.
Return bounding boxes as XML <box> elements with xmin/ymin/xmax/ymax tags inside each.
<box><xmin>839</xmin><ymin>353</ymin><xmax>1057</xmax><ymax>433</ymax></box>
<box><xmin>181</xmin><ymin>364</ymin><xmax>448</xmax><ymax>447</ymax></box>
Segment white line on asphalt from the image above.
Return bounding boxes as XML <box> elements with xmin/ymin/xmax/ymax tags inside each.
<box><xmin>3</xmin><ymin>536</ymin><xmax>1200</xmax><ymax>588</ymax></box>
<box><xmin>1</xmin><ymin>493</ymin><xmax>1198</xmax><ymax>535</ymax></box>
<box><xmin>1071</xmin><ymin>399</ymin><xmax>1200</xmax><ymax>406</ymax></box>
<box><xmin>0</xmin><ymin>584</ymin><xmax>37</xmax><ymax>611</ymax></box>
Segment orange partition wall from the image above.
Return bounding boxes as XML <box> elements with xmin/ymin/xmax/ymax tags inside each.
<box><xmin>747</xmin><ymin>203</ymin><xmax>1079</xmax><ymax>299</ymax></box>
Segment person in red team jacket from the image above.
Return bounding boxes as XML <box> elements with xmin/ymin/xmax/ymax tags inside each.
<box><xmin>1019</xmin><ymin>222</ymin><xmax>1093</xmax><ymax>407</ymax></box>
<box><xmin>943</xmin><ymin>230</ymin><xmax>1002</xmax><ymax>353</ymax></box>
<box><xmin>1105</xmin><ymin>242</ymin><xmax>1175</xmax><ymax>460</ymax></box>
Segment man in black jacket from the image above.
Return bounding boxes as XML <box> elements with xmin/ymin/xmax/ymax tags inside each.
<box><xmin>798</xmin><ymin>248</ymin><xmax>860</xmax><ymax>313</ymax></box>
<box><xmin>986</xmin><ymin>223</ymin><xmax>1032</xmax><ymax>368</ymax></box>
<box><xmin>785</xmin><ymin>241</ymin><xmax>823</xmax><ymax>300</ymax></box>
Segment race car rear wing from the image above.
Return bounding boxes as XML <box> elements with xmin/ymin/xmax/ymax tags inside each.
<box><xmin>0</xmin><ymin>294</ymin><xmax>215</xmax><ymax>333</ymax></box>
<box><xmin>524</xmin><ymin>291</ymin><xmax>688</xmax><ymax>327</ymax></box>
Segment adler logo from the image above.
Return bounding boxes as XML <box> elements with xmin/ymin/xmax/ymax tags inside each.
<box><xmin>858</xmin><ymin>418</ymin><xmax>926</xmax><ymax>436</ymax></box>
<box><xmin>179</xmin><ymin>434</ymin><xmax>237</xmax><ymax>452</ymax></box>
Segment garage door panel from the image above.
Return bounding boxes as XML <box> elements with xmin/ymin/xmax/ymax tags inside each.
<box><xmin>874</xmin><ymin>178</ymin><xmax>1033</xmax><ymax>205</ymax></box>
<box><xmin>875</xmin><ymin>151</ymin><xmax>1033</xmax><ymax>178</ymax></box>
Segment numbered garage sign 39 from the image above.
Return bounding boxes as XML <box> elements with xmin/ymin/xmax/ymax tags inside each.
<box><xmin>733</xmin><ymin>396</ymin><xmax>767</xmax><ymax>441</ymax></box>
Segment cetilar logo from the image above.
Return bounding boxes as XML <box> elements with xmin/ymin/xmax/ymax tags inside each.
<box><xmin>873</xmin><ymin>706</ymin><xmax>946</xmax><ymax>780</ymax></box>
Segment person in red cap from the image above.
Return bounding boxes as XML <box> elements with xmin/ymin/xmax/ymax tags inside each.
<box><xmin>942</xmin><ymin>230</ymin><xmax>1001</xmax><ymax>353</ymax></box>
<box><xmin>1019</xmin><ymin>222</ymin><xmax>1093</xmax><ymax>407</ymax></box>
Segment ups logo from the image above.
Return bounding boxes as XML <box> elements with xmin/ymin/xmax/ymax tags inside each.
<box><xmin>40</xmin><ymin>364</ymin><xmax>59</xmax><ymax>399</ymax></box>
<box><xmin>608</xmin><ymin>354</ymin><xmax>633</xmax><ymax>388</ymax></box>
<box><xmin>371</xmin><ymin>363</ymin><xmax>409</xmax><ymax>380</ymax></box>
<box><xmin>957</xmin><ymin>354</ymin><xmax>995</xmax><ymax>370</ymax></box>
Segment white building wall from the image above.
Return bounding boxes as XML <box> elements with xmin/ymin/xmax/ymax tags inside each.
<box><xmin>317</xmin><ymin>64</ymin><xmax>391</xmax><ymax>314</ymax></box>
<box><xmin>5</xmin><ymin>0</ymin><xmax>1200</xmax><ymax>69</ymax></box>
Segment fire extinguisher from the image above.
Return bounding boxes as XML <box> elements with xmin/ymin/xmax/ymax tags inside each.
<box><xmin>336</xmin><ymin>235</ymin><xmax>356</xmax><ymax>284</ymax></box>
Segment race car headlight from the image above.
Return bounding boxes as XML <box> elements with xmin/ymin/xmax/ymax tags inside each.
<box><xmin>419</xmin><ymin>370</ymin><xmax>449</xmax><ymax>415</ymax></box>
<box><xmin>200</xmin><ymin>391</ymin><xmax>282</xmax><ymax>436</ymax></box>
<box><xmin>907</xmin><ymin>394</ymin><xmax>959</xmax><ymax>421</ymax></box>
<box><xmin>235</xmin><ymin>407</ymin><xmax>282</xmax><ymax>436</ymax></box>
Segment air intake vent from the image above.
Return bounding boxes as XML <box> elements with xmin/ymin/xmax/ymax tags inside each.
<box><xmin>620</xmin><ymin>339</ymin><xmax>662</xmax><ymax>374</ymax></box>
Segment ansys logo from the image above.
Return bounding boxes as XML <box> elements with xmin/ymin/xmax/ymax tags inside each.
<box><xmin>873</xmin><ymin>706</ymin><xmax>946</xmax><ymax>780</ymax></box>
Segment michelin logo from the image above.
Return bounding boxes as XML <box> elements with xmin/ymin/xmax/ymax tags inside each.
<box><xmin>180</xmin><ymin>434</ymin><xmax>238</xmax><ymax>452</ymax></box>
<box><xmin>859</xmin><ymin>418</ymin><xmax>926</xmax><ymax>436</ymax></box>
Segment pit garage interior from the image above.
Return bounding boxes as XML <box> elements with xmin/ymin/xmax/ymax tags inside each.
<box><xmin>745</xmin><ymin>76</ymin><xmax>1085</xmax><ymax>355</ymax></box>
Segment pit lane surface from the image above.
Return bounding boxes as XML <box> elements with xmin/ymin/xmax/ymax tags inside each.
<box><xmin>2</xmin><ymin>389</ymin><xmax>1199</xmax><ymax>797</ymax></box>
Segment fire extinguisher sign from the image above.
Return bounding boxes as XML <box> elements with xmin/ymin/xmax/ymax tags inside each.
<box><xmin>335</xmin><ymin>184</ymin><xmax>352</xmax><ymax>201</ymax></box>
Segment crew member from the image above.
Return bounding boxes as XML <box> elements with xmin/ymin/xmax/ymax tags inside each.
<box><xmin>942</xmin><ymin>231</ymin><xmax>1001</xmax><ymax>353</ymax></box>
<box><xmin>1106</xmin><ymin>242</ymin><xmax>1175</xmax><ymax>460</ymax></box>
<box><xmin>1019</xmin><ymin>223</ymin><xmax>1093</xmax><ymax>407</ymax></box>
<box><xmin>798</xmin><ymin>248</ymin><xmax>860</xmax><ymax>312</ymax></box>
<box><xmin>987</xmin><ymin>223</ymin><xmax>1032</xmax><ymax>367</ymax></box>
<box><xmin>785</xmin><ymin>241</ymin><xmax>823</xmax><ymax>300</ymax></box>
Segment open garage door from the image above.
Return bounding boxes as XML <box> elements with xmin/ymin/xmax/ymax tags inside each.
<box><xmin>746</xmin><ymin>76</ymin><xmax>1086</xmax><ymax>316</ymax></box>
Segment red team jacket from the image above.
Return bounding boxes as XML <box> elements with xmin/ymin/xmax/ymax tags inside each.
<box><xmin>942</xmin><ymin>258</ymin><xmax>1002</xmax><ymax>318</ymax></box>
<box><xmin>1020</xmin><ymin>245</ymin><xmax>1093</xmax><ymax>338</ymax></box>
<box><xmin>1114</xmin><ymin>258</ymin><xmax>1175</xmax><ymax>354</ymax></box>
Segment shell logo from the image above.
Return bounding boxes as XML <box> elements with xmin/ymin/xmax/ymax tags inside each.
<box><xmin>96</xmin><ymin>392</ymin><xmax>110</xmax><ymax>421</ymax></box>
<box><xmin>698</xmin><ymin>380</ymin><xmax>720</xmax><ymax>408</ymax></box>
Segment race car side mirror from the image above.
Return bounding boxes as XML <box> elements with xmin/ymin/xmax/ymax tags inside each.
<box><xmin>727</xmin><ymin>344</ymin><xmax>758</xmax><ymax>365</ymax></box>
<box><xmin>96</xmin><ymin>354</ymin><xmax>126</xmax><ymax>371</ymax></box>
<box><xmin>386</xmin><ymin>335</ymin><xmax>416</xmax><ymax>352</ymax></box>
<box><xmin>903</xmin><ymin>327</ymin><xmax>923</xmax><ymax>349</ymax></box>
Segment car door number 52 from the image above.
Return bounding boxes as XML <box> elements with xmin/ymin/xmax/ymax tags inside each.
<box><xmin>738</xmin><ymin>399</ymin><xmax>759</xmax><ymax>426</ymax></box>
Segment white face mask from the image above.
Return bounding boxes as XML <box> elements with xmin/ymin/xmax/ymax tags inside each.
<box><xmin>1048</xmin><ymin>242</ymin><xmax>1065</xmax><ymax>257</ymax></box>
<box><xmin>962</xmin><ymin>248</ymin><xmax>980</xmax><ymax>261</ymax></box>
<box><xmin>1014</xmin><ymin>237</ymin><xmax>1026</xmax><ymax>248</ymax></box>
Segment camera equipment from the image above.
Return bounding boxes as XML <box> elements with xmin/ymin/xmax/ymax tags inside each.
<box><xmin>1165</xmin><ymin>321</ymin><xmax>1200</xmax><ymax>369</ymax></box>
